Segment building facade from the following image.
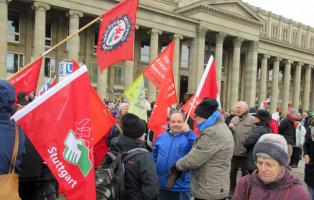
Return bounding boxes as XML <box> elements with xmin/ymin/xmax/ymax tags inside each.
<box><xmin>1</xmin><ymin>0</ymin><xmax>314</xmax><ymax>113</ymax></box>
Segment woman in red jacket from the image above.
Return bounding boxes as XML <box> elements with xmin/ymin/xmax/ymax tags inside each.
<box><xmin>232</xmin><ymin>134</ymin><xmax>311</xmax><ymax>200</ymax></box>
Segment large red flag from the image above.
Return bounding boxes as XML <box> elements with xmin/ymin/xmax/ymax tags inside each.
<box><xmin>8</xmin><ymin>56</ymin><xmax>43</xmax><ymax>96</ymax></box>
<box><xmin>11</xmin><ymin>66</ymin><xmax>95</xmax><ymax>200</ymax></box>
<box><xmin>97</xmin><ymin>0</ymin><xmax>139</xmax><ymax>71</ymax></box>
<box><xmin>72</xmin><ymin>60</ymin><xmax>80</xmax><ymax>72</ymax></box>
<box><xmin>182</xmin><ymin>55</ymin><xmax>219</xmax><ymax>118</ymax></box>
<box><xmin>143</xmin><ymin>40</ymin><xmax>177</xmax><ymax>106</ymax></box>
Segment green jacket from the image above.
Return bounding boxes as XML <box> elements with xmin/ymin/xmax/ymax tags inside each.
<box><xmin>176</xmin><ymin>118</ymin><xmax>234</xmax><ymax>200</ymax></box>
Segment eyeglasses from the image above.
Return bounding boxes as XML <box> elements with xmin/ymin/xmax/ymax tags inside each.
<box><xmin>255</xmin><ymin>161</ymin><xmax>277</xmax><ymax>169</ymax></box>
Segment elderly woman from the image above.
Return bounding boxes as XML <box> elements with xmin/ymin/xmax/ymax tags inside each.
<box><xmin>232</xmin><ymin>134</ymin><xmax>311</xmax><ymax>200</ymax></box>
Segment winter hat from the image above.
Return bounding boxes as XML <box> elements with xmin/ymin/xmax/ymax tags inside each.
<box><xmin>0</xmin><ymin>80</ymin><xmax>16</xmax><ymax>112</ymax></box>
<box><xmin>253</xmin><ymin>134</ymin><xmax>289</xmax><ymax>167</ymax></box>
<box><xmin>289</xmin><ymin>108</ymin><xmax>298</xmax><ymax>115</ymax></box>
<box><xmin>121</xmin><ymin>113</ymin><xmax>146</xmax><ymax>138</ymax></box>
<box><xmin>252</xmin><ymin>110</ymin><xmax>271</xmax><ymax>122</ymax></box>
<box><xmin>194</xmin><ymin>98</ymin><xmax>218</xmax><ymax>119</ymax></box>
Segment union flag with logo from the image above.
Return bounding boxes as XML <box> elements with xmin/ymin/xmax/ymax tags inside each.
<box><xmin>97</xmin><ymin>0</ymin><xmax>139</xmax><ymax>71</ymax></box>
<box><xmin>11</xmin><ymin>66</ymin><xmax>95</xmax><ymax>200</ymax></box>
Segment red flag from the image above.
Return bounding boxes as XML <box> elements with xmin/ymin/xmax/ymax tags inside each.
<box><xmin>8</xmin><ymin>56</ymin><xmax>43</xmax><ymax>96</ymax></box>
<box><xmin>148</xmin><ymin>86</ymin><xmax>169</xmax><ymax>140</ymax></box>
<box><xmin>12</xmin><ymin>67</ymin><xmax>95</xmax><ymax>200</ymax></box>
<box><xmin>72</xmin><ymin>60</ymin><xmax>80</xmax><ymax>72</ymax></box>
<box><xmin>183</xmin><ymin>55</ymin><xmax>218</xmax><ymax>118</ymax></box>
<box><xmin>96</xmin><ymin>0</ymin><xmax>139</xmax><ymax>71</ymax></box>
<box><xmin>143</xmin><ymin>40</ymin><xmax>177</xmax><ymax>106</ymax></box>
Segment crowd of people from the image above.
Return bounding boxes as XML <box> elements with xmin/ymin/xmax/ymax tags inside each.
<box><xmin>1</xmin><ymin>79</ymin><xmax>314</xmax><ymax>200</ymax></box>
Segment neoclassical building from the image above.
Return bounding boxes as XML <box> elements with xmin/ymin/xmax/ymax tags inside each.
<box><xmin>1</xmin><ymin>0</ymin><xmax>314</xmax><ymax>113</ymax></box>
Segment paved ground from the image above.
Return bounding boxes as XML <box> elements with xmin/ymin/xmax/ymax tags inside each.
<box><xmin>57</xmin><ymin>160</ymin><xmax>307</xmax><ymax>199</ymax></box>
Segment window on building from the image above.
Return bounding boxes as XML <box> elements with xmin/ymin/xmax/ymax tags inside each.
<box><xmin>300</xmin><ymin>34</ymin><xmax>306</xmax><ymax>48</ymax></box>
<box><xmin>44</xmin><ymin>57</ymin><xmax>56</xmax><ymax>78</ymax></box>
<box><xmin>261</xmin><ymin>24</ymin><xmax>267</xmax><ymax>36</ymax></box>
<box><xmin>141</xmin><ymin>45</ymin><xmax>149</xmax><ymax>63</ymax></box>
<box><xmin>114</xmin><ymin>65</ymin><xmax>125</xmax><ymax>85</ymax></box>
<box><xmin>7</xmin><ymin>12</ymin><xmax>20</xmax><ymax>43</ymax></box>
<box><xmin>94</xmin><ymin>28</ymin><xmax>99</xmax><ymax>54</ymax></box>
<box><xmin>310</xmin><ymin>37</ymin><xmax>314</xmax><ymax>50</ymax></box>
<box><xmin>181</xmin><ymin>44</ymin><xmax>189</xmax><ymax>68</ymax></box>
<box><xmin>271</xmin><ymin>24</ymin><xmax>279</xmax><ymax>39</ymax></box>
<box><xmin>7</xmin><ymin>53</ymin><xmax>24</xmax><ymax>74</ymax></box>
<box><xmin>292</xmin><ymin>30</ymin><xmax>298</xmax><ymax>45</ymax></box>
<box><xmin>45</xmin><ymin>19</ymin><xmax>52</xmax><ymax>48</ymax></box>
<box><xmin>282</xmin><ymin>27</ymin><xmax>288</xmax><ymax>42</ymax></box>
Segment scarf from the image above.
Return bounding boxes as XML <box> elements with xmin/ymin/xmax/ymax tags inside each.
<box><xmin>287</xmin><ymin>114</ymin><xmax>298</xmax><ymax>128</ymax></box>
<box><xmin>197</xmin><ymin>111</ymin><xmax>221</xmax><ymax>132</ymax></box>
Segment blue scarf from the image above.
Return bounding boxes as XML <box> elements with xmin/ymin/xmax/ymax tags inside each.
<box><xmin>197</xmin><ymin>111</ymin><xmax>221</xmax><ymax>132</ymax></box>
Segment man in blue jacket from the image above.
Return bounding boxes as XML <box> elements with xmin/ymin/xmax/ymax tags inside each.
<box><xmin>152</xmin><ymin>112</ymin><xmax>197</xmax><ymax>200</ymax></box>
<box><xmin>0</xmin><ymin>80</ymin><xmax>25</xmax><ymax>175</ymax></box>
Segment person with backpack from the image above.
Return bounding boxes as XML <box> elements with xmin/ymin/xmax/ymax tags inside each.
<box><xmin>151</xmin><ymin>112</ymin><xmax>197</xmax><ymax>200</ymax></box>
<box><xmin>232</xmin><ymin>134</ymin><xmax>311</xmax><ymax>200</ymax></box>
<box><xmin>108</xmin><ymin>113</ymin><xmax>159</xmax><ymax>200</ymax></box>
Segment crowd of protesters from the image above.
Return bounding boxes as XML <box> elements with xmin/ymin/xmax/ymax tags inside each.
<box><xmin>1</xmin><ymin>79</ymin><xmax>314</xmax><ymax>200</ymax></box>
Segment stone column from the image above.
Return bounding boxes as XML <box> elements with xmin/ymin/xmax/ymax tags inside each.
<box><xmin>245</xmin><ymin>41</ymin><xmax>258</xmax><ymax>107</ymax></box>
<box><xmin>270</xmin><ymin>57</ymin><xmax>281</xmax><ymax>113</ymax></box>
<box><xmin>147</xmin><ymin>29</ymin><xmax>161</xmax><ymax>101</ymax></box>
<box><xmin>124</xmin><ymin>60</ymin><xmax>134</xmax><ymax>89</ymax></box>
<box><xmin>311</xmin><ymin>71</ymin><xmax>314</xmax><ymax>111</ymax></box>
<box><xmin>0</xmin><ymin>0</ymin><xmax>11</xmax><ymax>78</ymax></box>
<box><xmin>281</xmin><ymin>59</ymin><xmax>292</xmax><ymax>114</ymax></box>
<box><xmin>258</xmin><ymin>54</ymin><xmax>269</xmax><ymax>106</ymax></box>
<box><xmin>97</xmin><ymin>68</ymin><xmax>108</xmax><ymax>100</ymax></box>
<box><xmin>188</xmin><ymin>38</ymin><xmax>197</xmax><ymax>93</ymax></box>
<box><xmin>68</xmin><ymin>10</ymin><xmax>83</xmax><ymax>61</ymax></box>
<box><xmin>33</xmin><ymin>2</ymin><xmax>50</xmax><ymax>86</ymax></box>
<box><xmin>303</xmin><ymin>65</ymin><xmax>312</xmax><ymax>111</ymax></box>
<box><xmin>230</xmin><ymin>37</ymin><xmax>243</xmax><ymax>108</ymax></box>
<box><xmin>195</xmin><ymin>26</ymin><xmax>206</xmax><ymax>86</ymax></box>
<box><xmin>293</xmin><ymin>62</ymin><xmax>303</xmax><ymax>108</ymax></box>
<box><xmin>215</xmin><ymin>32</ymin><xmax>226</xmax><ymax>92</ymax></box>
<box><xmin>173</xmin><ymin>33</ymin><xmax>183</xmax><ymax>100</ymax></box>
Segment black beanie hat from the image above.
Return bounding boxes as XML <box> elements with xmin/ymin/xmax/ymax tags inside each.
<box><xmin>252</xmin><ymin>109</ymin><xmax>271</xmax><ymax>122</ymax></box>
<box><xmin>194</xmin><ymin>98</ymin><xmax>218</xmax><ymax>119</ymax></box>
<box><xmin>121</xmin><ymin>113</ymin><xmax>146</xmax><ymax>138</ymax></box>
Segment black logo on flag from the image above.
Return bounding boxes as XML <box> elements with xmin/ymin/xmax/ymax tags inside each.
<box><xmin>101</xmin><ymin>15</ymin><xmax>132</xmax><ymax>52</ymax></box>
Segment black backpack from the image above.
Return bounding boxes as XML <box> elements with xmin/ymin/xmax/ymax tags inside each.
<box><xmin>95</xmin><ymin>148</ymin><xmax>149</xmax><ymax>200</ymax></box>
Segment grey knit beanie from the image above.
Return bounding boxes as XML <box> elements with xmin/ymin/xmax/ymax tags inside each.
<box><xmin>253</xmin><ymin>134</ymin><xmax>289</xmax><ymax>167</ymax></box>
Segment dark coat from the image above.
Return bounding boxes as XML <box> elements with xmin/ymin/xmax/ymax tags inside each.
<box><xmin>232</xmin><ymin>169</ymin><xmax>311</xmax><ymax>200</ymax></box>
<box><xmin>279</xmin><ymin>117</ymin><xmax>296</xmax><ymax>145</ymax></box>
<box><xmin>243</xmin><ymin>123</ymin><xmax>271</xmax><ymax>171</ymax></box>
<box><xmin>110</xmin><ymin>135</ymin><xmax>159</xmax><ymax>200</ymax></box>
<box><xmin>0</xmin><ymin>112</ymin><xmax>25</xmax><ymax>175</ymax></box>
<box><xmin>304</xmin><ymin>128</ymin><xmax>314</xmax><ymax>187</ymax></box>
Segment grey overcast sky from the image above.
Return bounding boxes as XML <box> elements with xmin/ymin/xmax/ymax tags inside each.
<box><xmin>243</xmin><ymin>0</ymin><xmax>314</xmax><ymax>28</ymax></box>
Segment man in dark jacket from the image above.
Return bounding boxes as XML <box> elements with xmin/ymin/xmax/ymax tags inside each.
<box><xmin>0</xmin><ymin>80</ymin><xmax>25</xmax><ymax>175</ymax></box>
<box><xmin>110</xmin><ymin>113</ymin><xmax>159</xmax><ymax>200</ymax></box>
<box><xmin>279</xmin><ymin>107</ymin><xmax>299</xmax><ymax>158</ymax></box>
<box><xmin>243</xmin><ymin>110</ymin><xmax>272</xmax><ymax>173</ymax></box>
<box><xmin>304</xmin><ymin>122</ymin><xmax>314</xmax><ymax>200</ymax></box>
<box><xmin>152</xmin><ymin>112</ymin><xmax>197</xmax><ymax>200</ymax></box>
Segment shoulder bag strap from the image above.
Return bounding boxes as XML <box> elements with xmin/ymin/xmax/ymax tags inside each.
<box><xmin>246</xmin><ymin>175</ymin><xmax>252</xmax><ymax>200</ymax></box>
<box><xmin>9</xmin><ymin>124</ymin><xmax>19</xmax><ymax>174</ymax></box>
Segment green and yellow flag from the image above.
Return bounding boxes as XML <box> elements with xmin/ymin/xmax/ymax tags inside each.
<box><xmin>124</xmin><ymin>75</ymin><xmax>147</xmax><ymax>122</ymax></box>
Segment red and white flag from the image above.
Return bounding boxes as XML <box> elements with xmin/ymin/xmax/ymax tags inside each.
<box><xmin>8</xmin><ymin>56</ymin><xmax>43</xmax><ymax>96</ymax></box>
<box><xmin>97</xmin><ymin>0</ymin><xmax>139</xmax><ymax>72</ymax></box>
<box><xmin>182</xmin><ymin>55</ymin><xmax>219</xmax><ymax>119</ymax></box>
<box><xmin>11</xmin><ymin>66</ymin><xmax>96</xmax><ymax>200</ymax></box>
<box><xmin>143</xmin><ymin>40</ymin><xmax>177</xmax><ymax>106</ymax></box>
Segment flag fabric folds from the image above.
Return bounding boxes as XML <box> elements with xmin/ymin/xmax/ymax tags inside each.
<box><xmin>11</xmin><ymin>66</ymin><xmax>96</xmax><ymax>200</ymax></box>
<box><xmin>182</xmin><ymin>55</ymin><xmax>219</xmax><ymax>118</ymax></box>
<box><xmin>8</xmin><ymin>56</ymin><xmax>43</xmax><ymax>96</ymax></box>
<box><xmin>96</xmin><ymin>0</ymin><xmax>139</xmax><ymax>72</ymax></box>
<box><xmin>124</xmin><ymin>75</ymin><xmax>147</xmax><ymax>122</ymax></box>
<box><xmin>143</xmin><ymin>40</ymin><xmax>177</xmax><ymax>106</ymax></box>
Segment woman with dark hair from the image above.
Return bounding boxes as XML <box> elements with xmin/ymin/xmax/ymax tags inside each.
<box><xmin>243</xmin><ymin>110</ymin><xmax>272</xmax><ymax>173</ymax></box>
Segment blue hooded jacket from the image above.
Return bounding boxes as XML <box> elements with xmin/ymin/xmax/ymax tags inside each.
<box><xmin>151</xmin><ymin>130</ymin><xmax>197</xmax><ymax>192</ymax></box>
<box><xmin>0</xmin><ymin>80</ymin><xmax>25</xmax><ymax>175</ymax></box>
